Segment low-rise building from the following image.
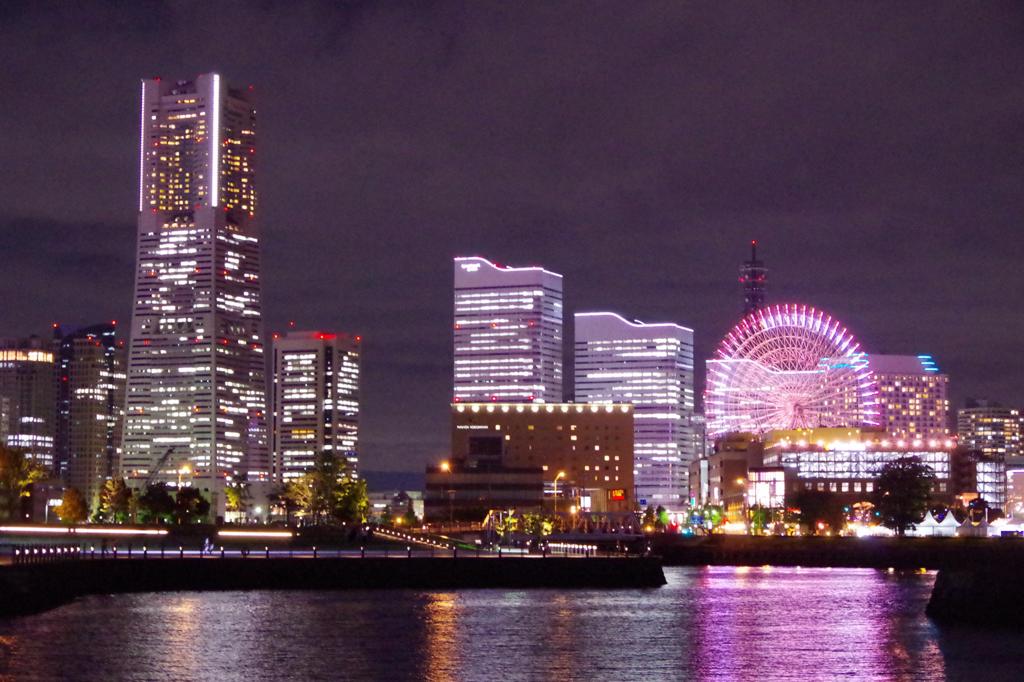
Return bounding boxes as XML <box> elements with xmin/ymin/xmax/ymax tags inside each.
<box><xmin>450</xmin><ymin>402</ymin><xmax>635</xmax><ymax>514</ymax></box>
<box><xmin>761</xmin><ymin>427</ymin><xmax>956</xmax><ymax>503</ymax></box>
<box><xmin>424</xmin><ymin>460</ymin><xmax>544</xmax><ymax>523</ymax></box>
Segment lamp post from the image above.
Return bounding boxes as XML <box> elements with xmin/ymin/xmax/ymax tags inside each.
<box><xmin>178</xmin><ymin>462</ymin><xmax>192</xmax><ymax>488</ymax></box>
<box><xmin>553</xmin><ymin>471</ymin><xmax>566</xmax><ymax>515</ymax></box>
<box><xmin>440</xmin><ymin>461</ymin><xmax>453</xmax><ymax>526</ymax></box>
<box><xmin>736</xmin><ymin>477</ymin><xmax>750</xmax><ymax>535</ymax></box>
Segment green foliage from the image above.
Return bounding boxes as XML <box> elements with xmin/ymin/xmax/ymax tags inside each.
<box><xmin>521</xmin><ymin>512</ymin><xmax>546</xmax><ymax>535</ymax></box>
<box><xmin>137</xmin><ymin>483</ymin><xmax>175</xmax><ymax>524</ymax></box>
<box><xmin>642</xmin><ymin>505</ymin><xmax>656</xmax><ymax>528</ymax></box>
<box><xmin>0</xmin><ymin>446</ymin><xmax>47</xmax><ymax>521</ymax></box>
<box><xmin>789</xmin><ymin>489</ymin><xmax>845</xmax><ymax>535</ymax></box>
<box><xmin>96</xmin><ymin>477</ymin><xmax>133</xmax><ymax>523</ymax></box>
<box><xmin>748</xmin><ymin>504</ymin><xmax>770</xmax><ymax>535</ymax></box>
<box><xmin>690</xmin><ymin>504</ymin><xmax>724</xmax><ymax>533</ymax></box>
<box><xmin>402</xmin><ymin>506</ymin><xmax>419</xmax><ymax>527</ymax></box>
<box><xmin>282</xmin><ymin>451</ymin><xmax>369</xmax><ymax>525</ymax></box>
<box><xmin>174</xmin><ymin>487</ymin><xmax>211</xmax><ymax>524</ymax></box>
<box><xmin>55</xmin><ymin>487</ymin><xmax>88</xmax><ymax>525</ymax></box>
<box><xmin>874</xmin><ymin>456</ymin><xmax>936</xmax><ymax>537</ymax></box>
<box><xmin>655</xmin><ymin>505</ymin><xmax>670</xmax><ymax>530</ymax></box>
<box><xmin>335</xmin><ymin>477</ymin><xmax>369</xmax><ymax>523</ymax></box>
<box><xmin>225</xmin><ymin>476</ymin><xmax>251</xmax><ymax>514</ymax></box>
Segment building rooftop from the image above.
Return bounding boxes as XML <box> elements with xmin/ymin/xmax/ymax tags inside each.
<box><xmin>575</xmin><ymin>311</ymin><xmax>693</xmax><ymax>334</ymax></box>
<box><xmin>867</xmin><ymin>354</ymin><xmax>942</xmax><ymax>375</ymax></box>
<box><xmin>452</xmin><ymin>402</ymin><xmax>632</xmax><ymax>414</ymax></box>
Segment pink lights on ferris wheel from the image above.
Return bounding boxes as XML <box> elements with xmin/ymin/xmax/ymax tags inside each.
<box><xmin>706</xmin><ymin>303</ymin><xmax>880</xmax><ymax>437</ymax></box>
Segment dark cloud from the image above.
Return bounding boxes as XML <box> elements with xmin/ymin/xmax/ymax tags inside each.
<box><xmin>1</xmin><ymin>1</ymin><xmax>1022</xmax><ymax>470</ymax></box>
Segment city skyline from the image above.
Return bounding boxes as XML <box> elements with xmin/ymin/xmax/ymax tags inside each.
<box><xmin>1</xmin><ymin>3</ymin><xmax>1023</xmax><ymax>473</ymax></box>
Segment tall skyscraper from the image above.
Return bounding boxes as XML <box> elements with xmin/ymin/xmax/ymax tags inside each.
<box><xmin>271</xmin><ymin>331</ymin><xmax>361</xmax><ymax>482</ymax></box>
<box><xmin>122</xmin><ymin>73</ymin><xmax>267</xmax><ymax>512</ymax></box>
<box><xmin>453</xmin><ymin>256</ymin><xmax>563</xmax><ymax>403</ymax></box>
<box><xmin>53</xmin><ymin>324</ymin><xmax>126</xmax><ymax>508</ymax></box>
<box><xmin>574</xmin><ymin>312</ymin><xmax>695</xmax><ymax>507</ymax></box>
<box><xmin>958</xmin><ymin>400</ymin><xmax>1023</xmax><ymax>459</ymax></box>
<box><xmin>739</xmin><ymin>240</ymin><xmax>766</xmax><ymax>316</ymax></box>
<box><xmin>0</xmin><ymin>336</ymin><xmax>55</xmax><ymax>469</ymax></box>
<box><xmin>868</xmin><ymin>354</ymin><xmax>950</xmax><ymax>440</ymax></box>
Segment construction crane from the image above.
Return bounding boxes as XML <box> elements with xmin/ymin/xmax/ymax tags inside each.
<box><xmin>142</xmin><ymin>446</ymin><xmax>178</xmax><ymax>488</ymax></box>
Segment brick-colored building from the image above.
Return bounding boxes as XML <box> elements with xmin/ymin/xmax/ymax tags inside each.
<box><xmin>450</xmin><ymin>402</ymin><xmax>635</xmax><ymax>512</ymax></box>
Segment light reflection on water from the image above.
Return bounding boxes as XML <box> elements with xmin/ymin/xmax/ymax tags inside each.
<box><xmin>2</xmin><ymin>566</ymin><xmax>1023</xmax><ymax>681</ymax></box>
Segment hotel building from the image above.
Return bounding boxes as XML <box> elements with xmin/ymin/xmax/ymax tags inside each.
<box><xmin>453</xmin><ymin>256</ymin><xmax>563</xmax><ymax>403</ymax></box>
<box><xmin>574</xmin><ymin>312</ymin><xmax>695</xmax><ymax>507</ymax></box>
<box><xmin>53</xmin><ymin>324</ymin><xmax>126</xmax><ymax>508</ymax></box>
<box><xmin>450</xmin><ymin>402</ymin><xmax>635</xmax><ymax>513</ymax></box>
<box><xmin>868</xmin><ymin>354</ymin><xmax>949</xmax><ymax>440</ymax></box>
<box><xmin>122</xmin><ymin>73</ymin><xmax>268</xmax><ymax>511</ymax></box>
<box><xmin>0</xmin><ymin>336</ymin><xmax>55</xmax><ymax>469</ymax></box>
<box><xmin>271</xmin><ymin>331</ymin><xmax>361</xmax><ymax>481</ymax></box>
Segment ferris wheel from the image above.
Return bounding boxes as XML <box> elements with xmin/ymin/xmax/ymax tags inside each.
<box><xmin>705</xmin><ymin>304</ymin><xmax>878</xmax><ymax>437</ymax></box>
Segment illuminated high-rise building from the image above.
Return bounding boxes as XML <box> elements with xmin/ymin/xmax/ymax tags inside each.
<box><xmin>0</xmin><ymin>336</ymin><xmax>55</xmax><ymax>469</ymax></box>
<box><xmin>574</xmin><ymin>312</ymin><xmax>695</xmax><ymax>507</ymax></box>
<box><xmin>53</xmin><ymin>324</ymin><xmax>126</xmax><ymax>509</ymax></box>
<box><xmin>739</xmin><ymin>240</ymin><xmax>766</xmax><ymax>316</ymax></box>
<box><xmin>271</xmin><ymin>331</ymin><xmax>361</xmax><ymax>482</ymax></box>
<box><xmin>122</xmin><ymin>73</ymin><xmax>267</xmax><ymax>512</ymax></box>
<box><xmin>868</xmin><ymin>354</ymin><xmax>950</xmax><ymax>440</ymax></box>
<box><xmin>958</xmin><ymin>400</ymin><xmax>1023</xmax><ymax>460</ymax></box>
<box><xmin>453</xmin><ymin>256</ymin><xmax>563</xmax><ymax>403</ymax></box>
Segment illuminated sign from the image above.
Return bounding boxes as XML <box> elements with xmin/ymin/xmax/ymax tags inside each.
<box><xmin>608</xmin><ymin>489</ymin><xmax>626</xmax><ymax>501</ymax></box>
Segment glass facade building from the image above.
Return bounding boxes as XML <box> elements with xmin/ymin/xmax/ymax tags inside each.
<box><xmin>122</xmin><ymin>73</ymin><xmax>267</xmax><ymax>512</ymax></box>
<box><xmin>271</xmin><ymin>331</ymin><xmax>361</xmax><ymax>482</ymax></box>
<box><xmin>574</xmin><ymin>312</ymin><xmax>695</xmax><ymax>507</ymax></box>
<box><xmin>54</xmin><ymin>324</ymin><xmax>126</xmax><ymax>510</ymax></box>
<box><xmin>958</xmin><ymin>401</ymin><xmax>1022</xmax><ymax>460</ymax></box>
<box><xmin>453</xmin><ymin>256</ymin><xmax>563</xmax><ymax>403</ymax></box>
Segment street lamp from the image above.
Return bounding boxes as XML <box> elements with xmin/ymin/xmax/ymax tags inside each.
<box><xmin>553</xmin><ymin>471</ymin><xmax>566</xmax><ymax>514</ymax></box>
<box><xmin>440</xmin><ymin>460</ymin><xmax>453</xmax><ymax>526</ymax></box>
<box><xmin>178</xmin><ymin>462</ymin><xmax>192</xmax><ymax>488</ymax></box>
<box><xmin>735</xmin><ymin>477</ymin><xmax>750</xmax><ymax>535</ymax></box>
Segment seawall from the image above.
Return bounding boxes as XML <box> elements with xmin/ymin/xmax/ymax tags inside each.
<box><xmin>927</xmin><ymin>567</ymin><xmax>1024</xmax><ymax>626</ymax></box>
<box><xmin>654</xmin><ymin>535</ymin><xmax>1024</xmax><ymax>569</ymax></box>
<box><xmin>0</xmin><ymin>556</ymin><xmax>666</xmax><ymax>618</ymax></box>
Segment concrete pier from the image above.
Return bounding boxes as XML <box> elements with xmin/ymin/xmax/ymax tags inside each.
<box><xmin>926</xmin><ymin>567</ymin><xmax>1024</xmax><ymax>626</ymax></box>
<box><xmin>0</xmin><ymin>555</ymin><xmax>666</xmax><ymax>618</ymax></box>
<box><xmin>654</xmin><ymin>535</ymin><xmax>1024</xmax><ymax>570</ymax></box>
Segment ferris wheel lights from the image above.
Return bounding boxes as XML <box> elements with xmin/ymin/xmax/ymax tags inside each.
<box><xmin>707</xmin><ymin>304</ymin><xmax>879</xmax><ymax>436</ymax></box>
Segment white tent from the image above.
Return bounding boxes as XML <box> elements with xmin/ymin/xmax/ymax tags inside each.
<box><xmin>987</xmin><ymin>517</ymin><xmax>1024</xmax><ymax>537</ymax></box>
<box><xmin>911</xmin><ymin>511</ymin><xmax>940</xmax><ymax>537</ymax></box>
<box><xmin>911</xmin><ymin>510</ymin><xmax>959</xmax><ymax>537</ymax></box>
<box><xmin>935</xmin><ymin>510</ymin><xmax>960</xmax><ymax>537</ymax></box>
<box><xmin>957</xmin><ymin>517</ymin><xmax>987</xmax><ymax>537</ymax></box>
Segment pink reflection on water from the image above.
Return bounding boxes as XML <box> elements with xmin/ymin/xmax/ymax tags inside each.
<box><xmin>685</xmin><ymin>566</ymin><xmax>945</xmax><ymax>681</ymax></box>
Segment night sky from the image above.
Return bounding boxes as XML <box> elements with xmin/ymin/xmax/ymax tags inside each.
<box><xmin>1</xmin><ymin>2</ymin><xmax>1022</xmax><ymax>473</ymax></box>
